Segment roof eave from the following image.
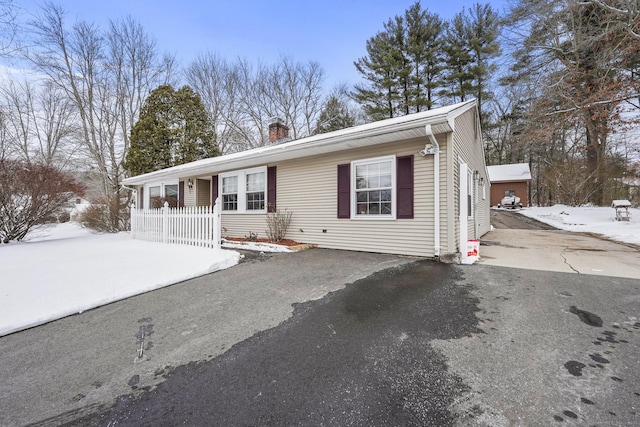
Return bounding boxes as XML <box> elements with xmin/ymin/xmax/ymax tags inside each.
<box><xmin>122</xmin><ymin>100</ymin><xmax>476</xmax><ymax>186</ymax></box>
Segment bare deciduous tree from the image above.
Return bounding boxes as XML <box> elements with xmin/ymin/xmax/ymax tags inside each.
<box><xmin>0</xmin><ymin>78</ymin><xmax>78</xmax><ymax>167</ymax></box>
<box><xmin>186</xmin><ymin>55</ymin><xmax>325</xmax><ymax>153</ymax></box>
<box><xmin>26</xmin><ymin>3</ymin><xmax>175</xmax><ymax>229</ymax></box>
<box><xmin>501</xmin><ymin>0</ymin><xmax>640</xmax><ymax>205</ymax></box>
<box><xmin>0</xmin><ymin>0</ymin><xmax>17</xmax><ymax>58</ymax></box>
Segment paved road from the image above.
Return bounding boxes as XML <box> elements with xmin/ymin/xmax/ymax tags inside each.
<box><xmin>49</xmin><ymin>255</ymin><xmax>640</xmax><ymax>426</ymax></box>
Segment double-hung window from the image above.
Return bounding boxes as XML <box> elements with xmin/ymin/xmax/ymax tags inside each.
<box><xmin>222</xmin><ymin>176</ymin><xmax>238</xmax><ymax>211</ymax></box>
<box><xmin>338</xmin><ymin>155</ymin><xmax>412</xmax><ymax>220</ymax></box>
<box><xmin>352</xmin><ymin>156</ymin><xmax>395</xmax><ymax>218</ymax></box>
<box><xmin>246</xmin><ymin>172</ymin><xmax>265</xmax><ymax>210</ymax></box>
<box><xmin>219</xmin><ymin>167</ymin><xmax>267</xmax><ymax>213</ymax></box>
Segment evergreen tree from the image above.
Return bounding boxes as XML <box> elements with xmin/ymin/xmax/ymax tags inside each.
<box><xmin>353</xmin><ymin>2</ymin><xmax>449</xmax><ymax>120</ymax></box>
<box><xmin>442</xmin><ymin>4</ymin><xmax>500</xmax><ymax>127</ymax></box>
<box><xmin>353</xmin><ymin>26</ymin><xmax>404</xmax><ymax>120</ymax></box>
<box><xmin>441</xmin><ymin>12</ymin><xmax>475</xmax><ymax>103</ymax></box>
<box><xmin>466</xmin><ymin>3</ymin><xmax>501</xmax><ymax>124</ymax></box>
<box><xmin>124</xmin><ymin>85</ymin><xmax>219</xmax><ymax>176</ymax></box>
<box><xmin>314</xmin><ymin>95</ymin><xmax>356</xmax><ymax>134</ymax></box>
<box><xmin>405</xmin><ymin>2</ymin><xmax>445</xmax><ymax>111</ymax></box>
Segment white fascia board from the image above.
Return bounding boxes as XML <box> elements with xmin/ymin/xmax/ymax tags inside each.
<box><xmin>123</xmin><ymin>100</ymin><xmax>476</xmax><ymax>186</ymax></box>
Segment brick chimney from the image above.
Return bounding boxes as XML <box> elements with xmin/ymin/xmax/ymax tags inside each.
<box><xmin>268</xmin><ymin>119</ymin><xmax>289</xmax><ymax>144</ymax></box>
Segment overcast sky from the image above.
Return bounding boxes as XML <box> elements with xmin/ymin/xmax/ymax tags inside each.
<box><xmin>16</xmin><ymin>1</ymin><xmax>509</xmax><ymax>88</ymax></box>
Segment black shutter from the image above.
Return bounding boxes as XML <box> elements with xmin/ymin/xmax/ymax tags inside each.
<box><xmin>267</xmin><ymin>166</ymin><xmax>277</xmax><ymax>212</ymax></box>
<box><xmin>397</xmin><ymin>155</ymin><xmax>414</xmax><ymax>219</ymax></box>
<box><xmin>178</xmin><ymin>181</ymin><xmax>185</xmax><ymax>207</ymax></box>
<box><xmin>212</xmin><ymin>175</ymin><xmax>218</xmax><ymax>207</ymax></box>
<box><xmin>139</xmin><ymin>187</ymin><xmax>144</xmax><ymax>209</ymax></box>
<box><xmin>337</xmin><ymin>164</ymin><xmax>350</xmax><ymax>218</ymax></box>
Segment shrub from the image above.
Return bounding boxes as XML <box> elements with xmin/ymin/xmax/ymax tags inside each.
<box><xmin>57</xmin><ymin>210</ymin><xmax>71</xmax><ymax>223</ymax></box>
<box><xmin>265</xmin><ymin>208</ymin><xmax>293</xmax><ymax>242</ymax></box>
<box><xmin>0</xmin><ymin>159</ymin><xmax>84</xmax><ymax>243</ymax></box>
<box><xmin>81</xmin><ymin>193</ymin><xmax>130</xmax><ymax>233</ymax></box>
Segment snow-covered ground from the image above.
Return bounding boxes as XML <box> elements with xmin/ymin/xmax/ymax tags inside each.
<box><xmin>0</xmin><ymin>223</ymin><xmax>242</xmax><ymax>336</ymax></box>
<box><xmin>222</xmin><ymin>239</ymin><xmax>293</xmax><ymax>253</ymax></box>
<box><xmin>518</xmin><ymin>205</ymin><xmax>640</xmax><ymax>247</ymax></box>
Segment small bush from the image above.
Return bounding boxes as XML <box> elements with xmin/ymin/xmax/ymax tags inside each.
<box><xmin>150</xmin><ymin>196</ymin><xmax>178</xmax><ymax>209</ymax></box>
<box><xmin>265</xmin><ymin>208</ymin><xmax>293</xmax><ymax>242</ymax></box>
<box><xmin>57</xmin><ymin>211</ymin><xmax>71</xmax><ymax>223</ymax></box>
<box><xmin>81</xmin><ymin>193</ymin><xmax>130</xmax><ymax>232</ymax></box>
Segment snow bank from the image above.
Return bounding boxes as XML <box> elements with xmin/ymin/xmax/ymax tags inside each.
<box><xmin>518</xmin><ymin>205</ymin><xmax>640</xmax><ymax>247</ymax></box>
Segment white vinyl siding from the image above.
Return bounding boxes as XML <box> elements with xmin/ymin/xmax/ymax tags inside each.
<box><xmin>217</xmin><ymin>106</ymin><xmax>488</xmax><ymax>258</ymax></box>
<box><xmin>220</xmin><ymin>138</ymin><xmax>437</xmax><ymax>257</ymax></box>
<box><xmin>452</xmin><ymin>109</ymin><xmax>491</xmax><ymax>242</ymax></box>
<box><xmin>183</xmin><ymin>177</ymin><xmax>196</xmax><ymax>207</ymax></box>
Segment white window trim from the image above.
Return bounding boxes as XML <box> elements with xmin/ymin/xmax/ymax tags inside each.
<box><xmin>219</xmin><ymin>166</ymin><xmax>267</xmax><ymax>214</ymax></box>
<box><xmin>351</xmin><ymin>155</ymin><xmax>396</xmax><ymax>220</ymax></box>
<box><xmin>144</xmin><ymin>180</ymin><xmax>178</xmax><ymax>209</ymax></box>
<box><xmin>467</xmin><ymin>171</ymin><xmax>474</xmax><ymax>219</ymax></box>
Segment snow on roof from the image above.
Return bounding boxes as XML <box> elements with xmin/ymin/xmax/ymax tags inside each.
<box><xmin>487</xmin><ymin>163</ymin><xmax>532</xmax><ymax>183</ymax></box>
<box><xmin>123</xmin><ymin>100</ymin><xmax>477</xmax><ymax>186</ymax></box>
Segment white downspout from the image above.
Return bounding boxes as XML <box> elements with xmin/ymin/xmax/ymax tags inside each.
<box><xmin>425</xmin><ymin>125</ymin><xmax>440</xmax><ymax>258</ymax></box>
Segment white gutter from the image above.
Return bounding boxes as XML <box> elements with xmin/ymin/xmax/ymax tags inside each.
<box><xmin>122</xmin><ymin>100</ymin><xmax>475</xmax><ymax>186</ymax></box>
<box><xmin>425</xmin><ymin>124</ymin><xmax>440</xmax><ymax>258</ymax></box>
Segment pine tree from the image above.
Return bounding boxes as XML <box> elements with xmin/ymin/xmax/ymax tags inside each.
<box><xmin>124</xmin><ymin>85</ymin><xmax>219</xmax><ymax>176</ymax></box>
<box><xmin>314</xmin><ymin>95</ymin><xmax>356</xmax><ymax>134</ymax></box>
<box><xmin>442</xmin><ymin>4</ymin><xmax>500</xmax><ymax>127</ymax></box>
<box><xmin>441</xmin><ymin>12</ymin><xmax>475</xmax><ymax>103</ymax></box>
<box><xmin>405</xmin><ymin>2</ymin><xmax>445</xmax><ymax>111</ymax></box>
<box><xmin>353</xmin><ymin>2</ymin><xmax>449</xmax><ymax>120</ymax></box>
<box><xmin>353</xmin><ymin>26</ymin><xmax>404</xmax><ymax>119</ymax></box>
<box><xmin>466</xmin><ymin>3</ymin><xmax>501</xmax><ymax>124</ymax></box>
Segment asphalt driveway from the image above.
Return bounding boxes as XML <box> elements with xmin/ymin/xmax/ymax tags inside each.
<box><xmin>0</xmin><ymin>249</ymin><xmax>413</xmax><ymax>426</ymax></box>
<box><xmin>2</xmin><ymin>217</ymin><xmax>639</xmax><ymax>426</ymax></box>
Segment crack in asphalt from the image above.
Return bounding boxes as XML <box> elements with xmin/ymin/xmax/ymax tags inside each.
<box><xmin>561</xmin><ymin>248</ymin><xmax>581</xmax><ymax>274</ymax></box>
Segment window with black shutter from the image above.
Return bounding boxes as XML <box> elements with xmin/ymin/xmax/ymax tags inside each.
<box><xmin>337</xmin><ymin>155</ymin><xmax>414</xmax><ymax>219</ymax></box>
<box><xmin>396</xmin><ymin>155</ymin><xmax>414</xmax><ymax>219</ymax></box>
<box><xmin>337</xmin><ymin>164</ymin><xmax>350</xmax><ymax>218</ymax></box>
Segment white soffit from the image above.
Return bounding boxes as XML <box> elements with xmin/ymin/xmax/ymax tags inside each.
<box><xmin>123</xmin><ymin>100</ymin><xmax>475</xmax><ymax>185</ymax></box>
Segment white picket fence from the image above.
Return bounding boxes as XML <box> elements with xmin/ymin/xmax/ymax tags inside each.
<box><xmin>130</xmin><ymin>198</ymin><xmax>221</xmax><ymax>249</ymax></box>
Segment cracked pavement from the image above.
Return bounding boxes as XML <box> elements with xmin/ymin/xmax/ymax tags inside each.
<box><xmin>479</xmin><ymin>228</ymin><xmax>640</xmax><ymax>279</ymax></box>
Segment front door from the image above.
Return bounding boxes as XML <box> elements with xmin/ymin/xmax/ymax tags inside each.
<box><xmin>196</xmin><ymin>179</ymin><xmax>211</xmax><ymax>207</ymax></box>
